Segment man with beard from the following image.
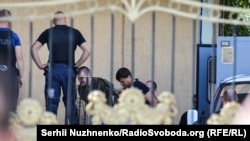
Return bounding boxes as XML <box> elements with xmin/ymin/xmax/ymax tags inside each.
<box><xmin>77</xmin><ymin>66</ymin><xmax>118</xmax><ymax>124</ymax></box>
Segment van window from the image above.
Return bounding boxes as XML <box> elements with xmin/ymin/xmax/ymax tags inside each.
<box><xmin>213</xmin><ymin>83</ymin><xmax>250</xmax><ymax>113</ymax></box>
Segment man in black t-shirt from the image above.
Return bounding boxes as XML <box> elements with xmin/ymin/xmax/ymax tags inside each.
<box><xmin>115</xmin><ymin>67</ymin><xmax>159</xmax><ymax>107</ymax></box>
<box><xmin>179</xmin><ymin>94</ymin><xmax>198</xmax><ymax>125</ymax></box>
<box><xmin>31</xmin><ymin>11</ymin><xmax>91</xmax><ymax>125</ymax></box>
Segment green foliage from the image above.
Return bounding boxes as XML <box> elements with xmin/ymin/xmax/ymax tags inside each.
<box><xmin>224</xmin><ymin>0</ymin><xmax>250</xmax><ymax>36</ymax></box>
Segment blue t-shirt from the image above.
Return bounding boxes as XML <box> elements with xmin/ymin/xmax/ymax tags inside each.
<box><xmin>0</xmin><ymin>28</ymin><xmax>21</xmax><ymax>66</ymax></box>
<box><xmin>0</xmin><ymin>28</ymin><xmax>21</xmax><ymax>46</ymax></box>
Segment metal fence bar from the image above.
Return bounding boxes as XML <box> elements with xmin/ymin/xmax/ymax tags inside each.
<box><xmin>65</xmin><ymin>16</ymin><xmax>75</xmax><ymax>125</ymax></box>
<box><xmin>191</xmin><ymin>19</ymin><xmax>197</xmax><ymax>104</ymax></box>
<box><xmin>28</xmin><ymin>20</ymin><xmax>33</xmax><ymax>98</ymax></box>
<box><xmin>150</xmin><ymin>11</ymin><xmax>156</xmax><ymax>106</ymax></box>
<box><xmin>90</xmin><ymin>14</ymin><xmax>95</xmax><ymax>81</ymax></box>
<box><xmin>109</xmin><ymin>12</ymin><xmax>115</xmax><ymax>106</ymax></box>
<box><xmin>131</xmin><ymin>22</ymin><xmax>135</xmax><ymax>77</ymax></box>
<box><xmin>170</xmin><ymin>15</ymin><xmax>176</xmax><ymax>93</ymax></box>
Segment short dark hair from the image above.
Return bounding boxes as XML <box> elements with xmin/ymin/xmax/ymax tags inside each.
<box><xmin>115</xmin><ymin>67</ymin><xmax>132</xmax><ymax>81</ymax></box>
<box><xmin>0</xmin><ymin>9</ymin><xmax>11</xmax><ymax>22</ymax></box>
<box><xmin>77</xmin><ymin>66</ymin><xmax>92</xmax><ymax>76</ymax></box>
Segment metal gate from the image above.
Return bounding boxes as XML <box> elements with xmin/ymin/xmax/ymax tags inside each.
<box><xmin>1</xmin><ymin>0</ymin><xmax>249</xmax><ymax>124</ymax></box>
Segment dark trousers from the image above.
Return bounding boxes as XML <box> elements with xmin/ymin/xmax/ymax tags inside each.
<box><xmin>44</xmin><ymin>63</ymin><xmax>79</xmax><ymax>125</ymax></box>
<box><xmin>0</xmin><ymin>66</ymin><xmax>19</xmax><ymax>112</ymax></box>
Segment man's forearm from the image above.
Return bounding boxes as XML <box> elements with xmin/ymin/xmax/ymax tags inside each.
<box><xmin>75</xmin><ymin>50</ymin><xmax>91</xmax><ymax>67</ymax></box>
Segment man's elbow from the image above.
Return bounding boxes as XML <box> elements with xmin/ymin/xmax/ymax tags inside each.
<box><xmin>85</xmin><ymin>49</ymin><xmax>91</xmax><ymax>57</ymax></box>
<box><xmin>15</xmin><ymin>53</ymin><xmax>23</xmax><ymax>61</ymax></box>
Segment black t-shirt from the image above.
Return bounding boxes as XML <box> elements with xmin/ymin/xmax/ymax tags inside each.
<box><xmin>132</xmin><ymin>79</ymin><xmax>151</xmax><ymax>105</ymax></box>
<box><xmin>179</xmin><ymin>111</ymin><xmax>188</xmax><ymax>125</ymax></box>
<box><xmin>133</xmin><ymin>79</ymin><xmax>149</xmax><ymax>94</ymax></box>
<box><xmin>37</xmin><ymin>25</ymin><xmax>86</xmax><ymax>66</ymax></box>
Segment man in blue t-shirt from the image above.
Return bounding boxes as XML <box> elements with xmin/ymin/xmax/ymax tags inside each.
<box><xmin>115</xmin><ymin>67</ymin><xmax>159</xmax><ymax>107</ymax></box>
<box><xmin>0</xmin><ymin>9</ymin><xmax>24</xmax><ymax>112</ymax></box>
